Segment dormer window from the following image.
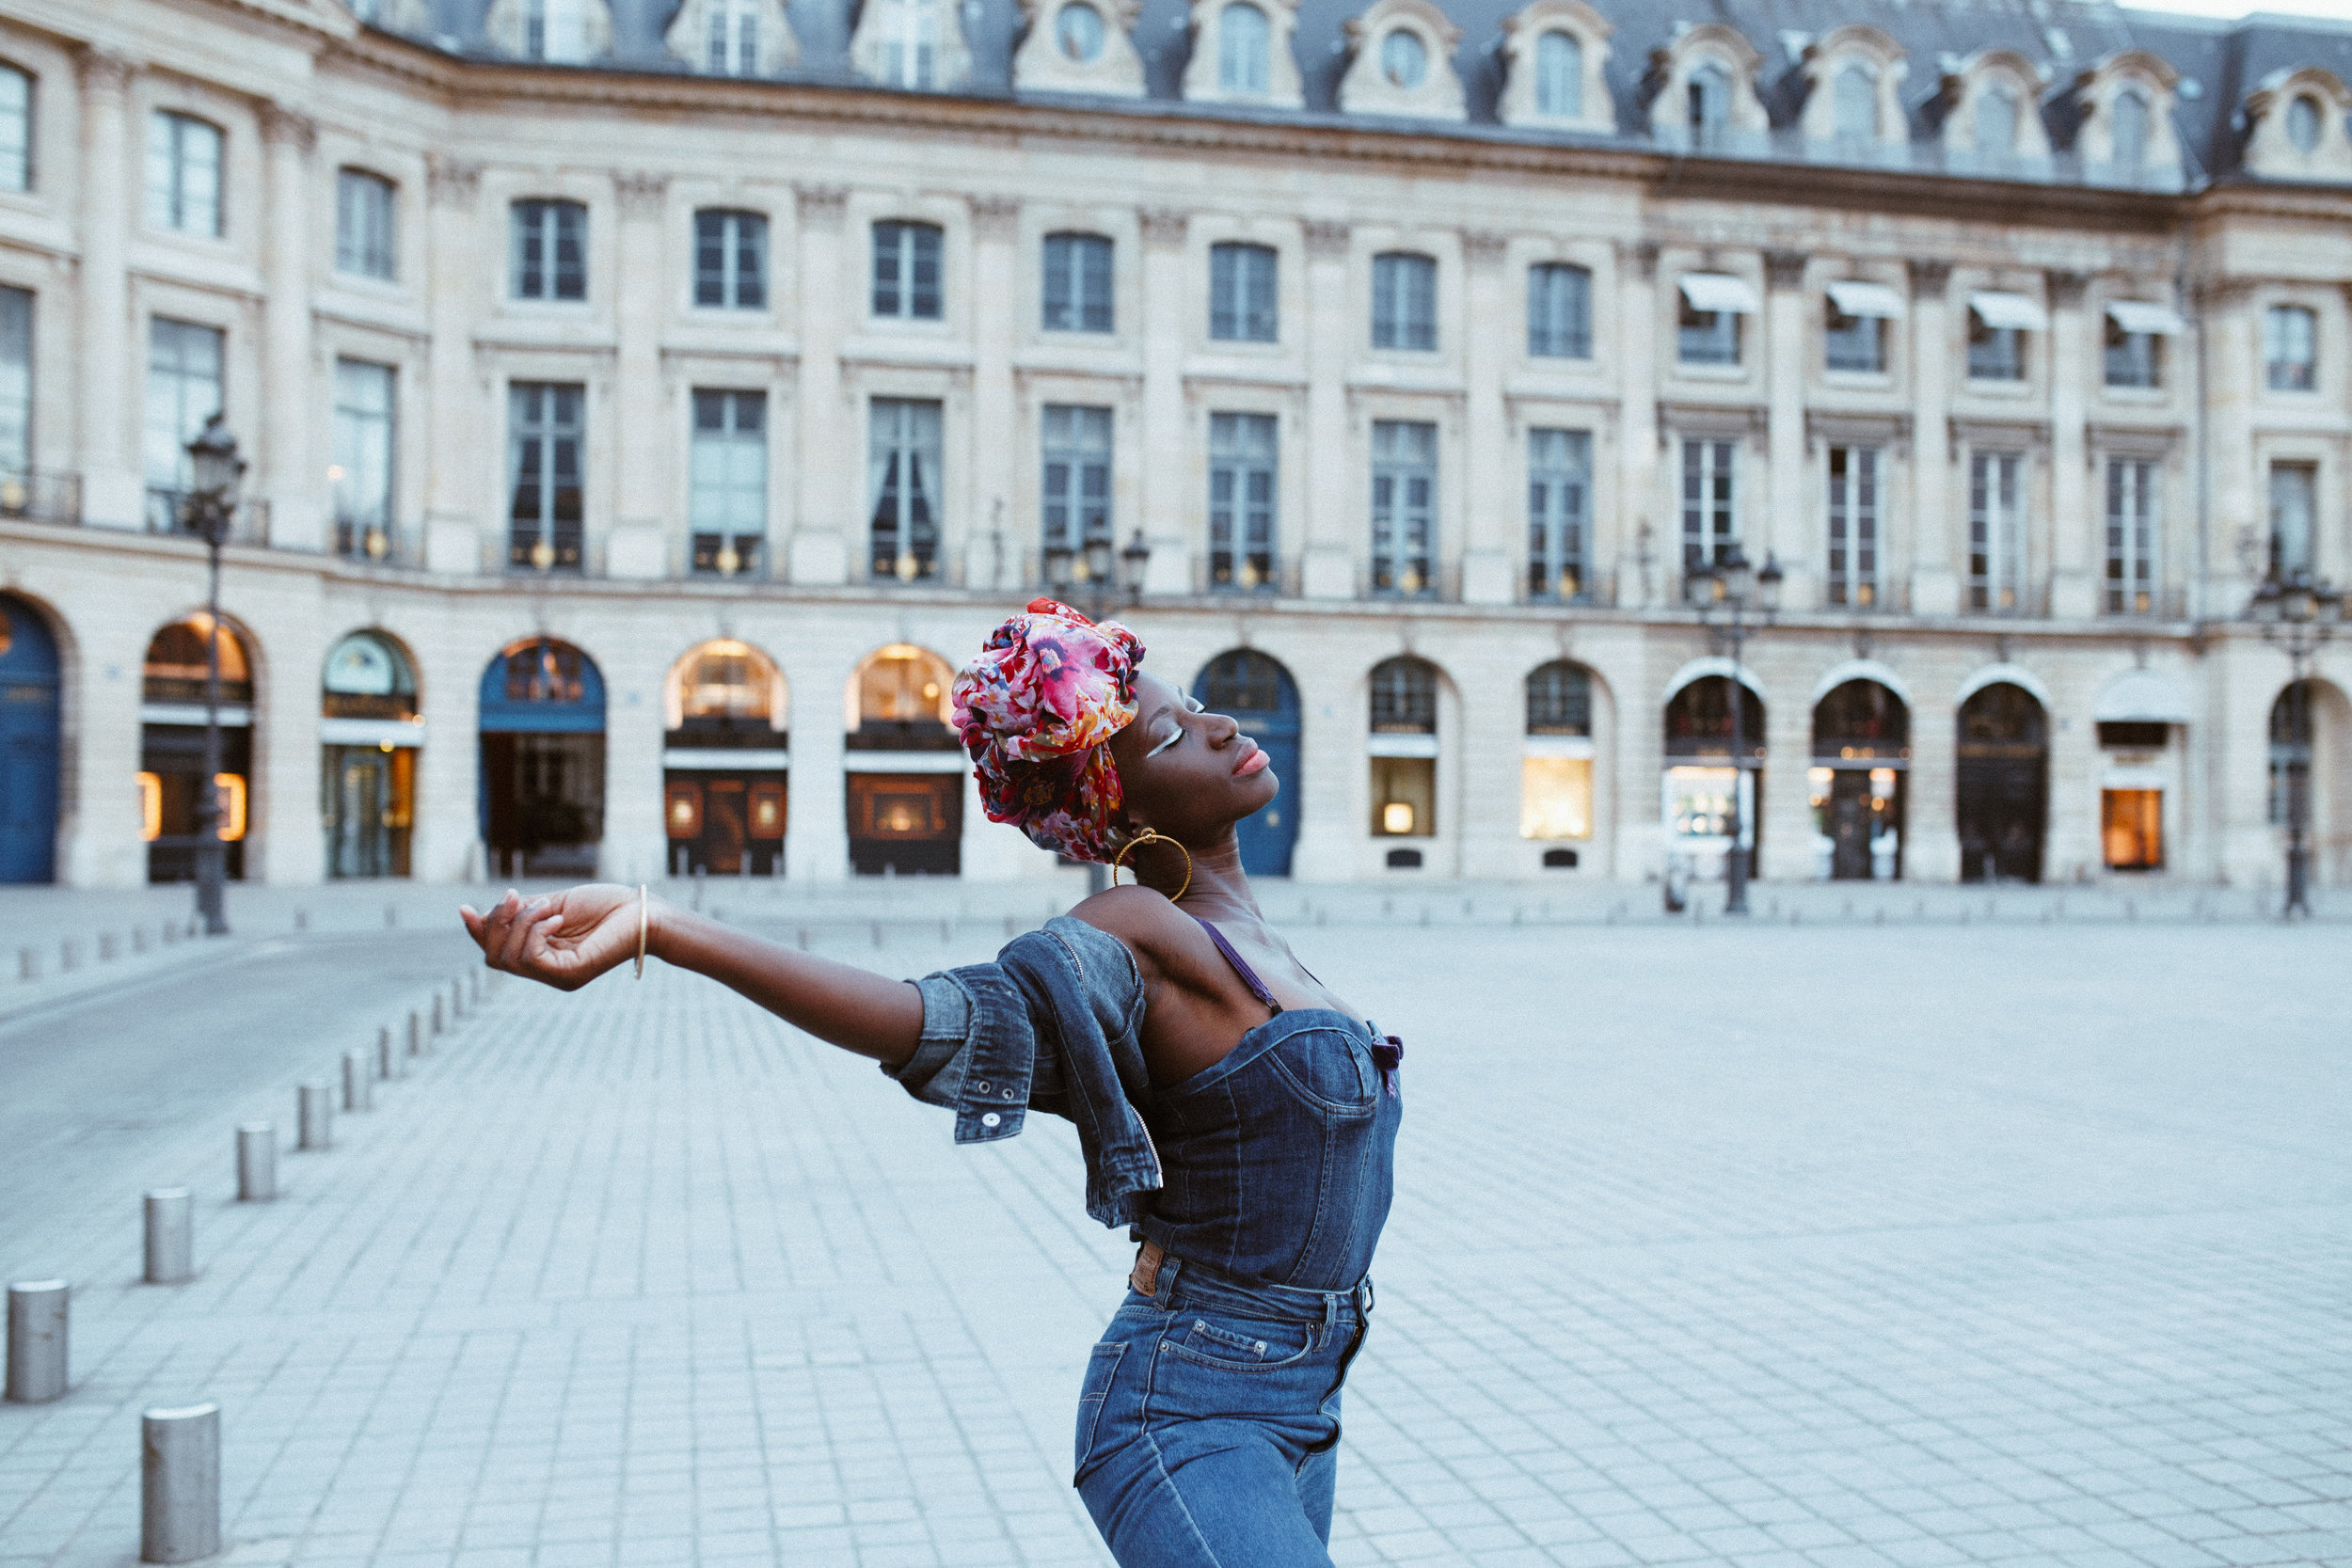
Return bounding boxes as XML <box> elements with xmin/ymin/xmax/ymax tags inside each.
<box><xmin>1976</xmin><ymin>84</ymin><xmax>2019</xmax><ymax>157</ymax></box>
<box><xmin>2111</xmin><ymin>87</ymin><xmax>2150</xmax><ymax>172</ymax></box>
<box><xmin>2287</xmin><ymin>94</ymin><xmax>2321</xmax><ymax>155</ymax></box>
<box><xmin>1014</xmin><ymin>0</ymin><xmax>1144</xmax><ymax>97</ymax></box>
<box><xmin>1833</xmin><ymin>64</ymin><xmax>1875</xmax><ymax>141</ymax></box>
<box><xmin>1220</xmin><ymin>2</ymin><xmax>1268</xmax><ymax>92</ymax></box>
<box><xmin>2242</xmin><ymin>69</ymin><xmax>2352</xmax><ymax>181</ymax></box>
<box><xmin>883</xmin><ymin>0</ymin><xmax>937</xmax><ymax>86</ymax></box>
<box><xmin>1056</xmin><ymin>1</ymin><xmax>1104</xmax><ymax>59</ymax></box>
<box><xmin>1500</xmin><ymin>1</ymin><xmax>1613</xmax><ymax>132</ymax></box>
<box><xmin>851</xmin><ymin>0</ymin><xmax>970</xmax><ymax>90</ymax></box>
<box><xmin>1800</xmin><ymin>27</ymin><xmax>1906</xmax><ymax>151</ymax></box>
<box><xmin>1381</xmin><ymin>28</ymin><xmax>1426</xmax><ymax>88</ymax></box>
<box><xmin>1340</xmin><ymin>0</ymin><xmax>1464</xmax><ymax>119</ymax></box>
<box><xmin>1688</xmin><ymin>63</ymin><xmax>1730</xmax><ymax>140</ymax></box>
<box><xmin>1535</xmin><ymin>31</ymin><xmax>1581</xmax><ymax>117</ymax></box>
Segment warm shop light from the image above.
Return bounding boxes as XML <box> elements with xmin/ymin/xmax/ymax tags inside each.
<box><xmin>1381</xmin><ymin>801</ymin><xmax>1414</xmax><ymax>834</ymax></box>
<box><xmin>138</xmin><ymin>772</ymin><xmax>162</xmax><ymax>842</ymax></box>
<box><xmin>215</xmin><ymin>774</ymin><xmax>247</xmax><ymax>840</ymax></box>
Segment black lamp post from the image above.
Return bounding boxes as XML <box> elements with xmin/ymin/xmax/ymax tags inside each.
<box><xmin>2247</xmin><ymin>565</ymin><xmax>2342</xmax><ymax>918</ymax></box>
<box><xmin>1683</xmin><ymin>544</ymin><xmax>1783</xmax><ymax>916</ymax></box>
<box><xmin>182</xmin><ymin>413</ymin><xmax>245</xmax><ymax>937</ymax></box>
<box><xmin>1044</xmin><ymin>528</ymin><xmax>1152</xmax><ymax>892</ymax></box>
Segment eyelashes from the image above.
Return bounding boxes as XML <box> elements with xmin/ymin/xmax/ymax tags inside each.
<box><xmin>1146</xmin><ymin>700</ymin><xmax>1204</xmax><ymax>758</ymax></box>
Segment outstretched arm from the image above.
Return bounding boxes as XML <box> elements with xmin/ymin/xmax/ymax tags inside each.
<box><xmin>461</xmin><ymin>886</ymin><xmax>922</xmax><ymax>1068</ymax></box>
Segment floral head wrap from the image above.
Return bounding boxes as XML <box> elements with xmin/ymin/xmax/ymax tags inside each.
<box><xmin>953</xmin><ymin>598</ymin><xmax>1146</xmax><ymax>863</ymax></box>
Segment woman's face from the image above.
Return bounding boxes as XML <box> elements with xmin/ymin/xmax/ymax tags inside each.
<box><xmin>1105</xmin><ymin>672</ymin><xmax>1279</xmax><ymax>844</ymax></box>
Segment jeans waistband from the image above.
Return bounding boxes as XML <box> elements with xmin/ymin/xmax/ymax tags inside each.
<box><xmin>1136</xmin><ymin>1243</ymin><xmax>1375</xmax><ymax>1328</ymax></box>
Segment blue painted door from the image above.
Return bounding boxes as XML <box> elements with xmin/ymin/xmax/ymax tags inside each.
<box><xmin>1193</xmin><ymin>650</ymin><xmax>1300</xmax><ymax>878</ymax></box>
<box><xmin>0</xmin><ymin>594</ymin><xmax>61</xmax><ymax>882</ymax></box>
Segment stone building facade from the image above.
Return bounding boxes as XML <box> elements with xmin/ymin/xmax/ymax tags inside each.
<box><xmin>0</xmin><ymin>0</ymin><xmax>2346</xmax><ymax>890</ymax></box>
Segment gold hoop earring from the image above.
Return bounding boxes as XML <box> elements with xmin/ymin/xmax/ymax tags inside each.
<box><xmin>1111</xmin><ymin>829</ymin><xmax>1194</xmax><ymax>902</ymax></box>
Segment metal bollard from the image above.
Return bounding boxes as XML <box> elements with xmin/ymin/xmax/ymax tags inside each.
<box><xmin>448</xmin><ymin>979</ymin><xmax>464</xmax><ymax>1022</ymax></box>
<box><xmin>7</xmin><ymin>1280</ymin><xmax>69</xmax><ymax>1403</ymax></box>
<box><xmin>431</xmin><ymin>992</ymin><xmax>444</xmax><ymax>1037</ymax></box>
<box><xmin>100</xmin><ymin>932</ymin><xmax>121</xmax><ymax>962</ymax></box>
<box><xmin>342</xmin><ymin>1050</ymin><xmax>371</xmax><ymax>1112</ymax></box>
<box><xmin>144</xmin><ymin>1191</ymin><xmax>193</xmax><ymax>1285</ymax></box>
<box><xmin>376</xmin><ymin>1024</ymin><xmax>400</xmax><ymax>1082</ymax></box>
<box><xmin>469</xmin><ymin>971</ymin><xmax>483</xmax><ymax>1006</ymax></box>
<box><xmin>406</xmin><ymin>1009</ymin><xmax>424</xmax><ymax>1059</ymax></box>
<box><xmin>134</xmin><ymin>927</ymin><xmax>151</xmax><ymax>955</ymax></box>
<box><xmin>60</xmin><ymin>938</ymin><xmax>81</xmax><ymax>971</ymax></box>
<box><xmin>236</xmin><ymin>1123</ymin><xmax>276</xmax><ymax>1202</ymax></box>
<box><xmin>297</xmin><ymin>1084</ymin><xmax>332</xmax><ymax>1152</ymax></box>
<box><xmin>141</xmin><ymin>1402</ymin><xmax>221</xmax><ymax>1564</ymax></box>
<box><xmin>18</xmin><ymin>946</ymin><xmax>37</xmax><ymax>981</ymax></box>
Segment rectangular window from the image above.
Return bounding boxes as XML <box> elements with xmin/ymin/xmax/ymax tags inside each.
<box><xmin>868</xmin><ymin>397</ymin><xmax>942</xmax><ymax>580</ymax></box>
<box><xmin>143</xmin><ymin>318</ymin><xmax>224</xmax><ymax>531</ymax></box>
<box><xmin>2104</xmin><ymin>457</ymin><xmax>2159</xmax><ymax>615</ymax></box>
<box><xmin>1967</xmin><ymin>450</ymin><xmax>2026</xmax><ymax>612</ymax></box>
<box><xmin>1823</xmin><ymin>303</ymin><xmax>1883</xmax><ymax>372</ymax></box>
<box><xmin>1209</xmin><ymin>243</ymin><xmax>1278</xmax><ymax>342</ymax></box>
<box><xmin>1208</xmin><ymin>411</ymin><xmax>1277</xmax><ymax>592</ymax></box>
<box><xmin>1371</xmin><ymin>253</ymin><xmax>1437</xmax><ymax>352</ymax></box>
<box><xmin>0</xmin><ymin>285</ymin><xmax>28</xmax><ymax>475</ymax></box>
<box><xmin>524</xmin><ymin>0</ymin><xmax>590</xmax><ymax>60</ymax></box>
<box><xmin>2105</xmin><ymin>322</ymin><xmax>2159</xmax><ymax>389</ymax></box>
<box><xmin>0</xmin><ymin>65</ymin><xmax>31</xmax><ymax>193</ymax></box>
<box><xmin>1677</xmin><ymin>302</ymin><xmax>1739</xmax><ymax>366</ymax></box>
<box><xmin>1527</xmin><ymin>263</ymin><xmax>1591</xmax><ymax>359</ymax></box>
<box><xmin>2269</xmin><ymin>462</ymin><xmax>2316</xmax><ymax>578</ymax></box>
<box><xmin>511</xmin><ymin>200</ymin><xmax>587</xmax><ymax>301</ymax></box>
<box><xmin>690</xmin><ymin>388</ymin><xmax>767</xmax><ymax>576</ymax></box>
<box><xmin>707</xmin><ymin>0</ymin><xmax>759</xmax><ymax>73</ymax></box>
<box><xmin>146</xmin><ymin>111</ymin><xmax>222</xmax><ymax>237</ymax></box>
<box><xmin>694</xmin><ymin>210</ymin><xmax>767</xmax><ymax>309</ymax></box>
<box><xmin>508</xmin><ymin>381</ymin><xmax>584</xmax><ymax>572</ymax></box>
<box><xmin>1967</xmin><ymin>316</ymin><xmax>2024</xmax><ymax>381</ymax></box>
<box><xmin>1825</xmin><ymin>445</ymin><xmax>1880</xmax><ymax>608</ymax></box>
<box><xmin>1526</xmin><ymin>427</ymin><xmax>1589</xmax><ymax>601</ymax></box>
<box><xmin>1041</xmin><ymin>404</ymin><xmax>1114</xmax><ymax>563</ymax></box>
<box><xmin>1679</xmin><ymin>437</ymin><xmax>1736</xmax><ymax>570</ymax></box>
<box><xmin>2101</xmin><ymin>789</ymin><xmax>2162</xmax><ymax>871</ymax></box>
<box><xmin>872</xmin><ymin>220</ymin><xmax>942</xmax><ymax>320</ymax></box>
<box><xmin>332</xmin><ymin>358</ymin><xmax>395</xmax><ymax>560</ymax></box>
<box><xmin>1370</xmin><ymin>419</ymin><xmax>1436</xmax><ymax>596</ymax></box>
<box><xmin>336</xmin><ymin>169</ymin><xmax>396</xmax><ymax>281</ymax></box>
<box><xmin>1042</xmin><ymin>232</ymin><xmax>1114</xmax><ymax>333</ymax></box>
<box><xmin>2265</xmin><ymin>305</ymin><xmax>2316</xmax><ymax>391</ymax></box>
<box><xmin>1370</xmin><ymin>756</ymin><xmax>1435</xmax><ymax>837</ymax></box>
<box><xmin>1520</xmin><ymin>757</ymin><xmax>1593</xmax><ymax>840</ymax></box>
<box><xmin>878</xmin><ymin>0</ymin><xmax>939</xmax><ymax>87</ymax></box>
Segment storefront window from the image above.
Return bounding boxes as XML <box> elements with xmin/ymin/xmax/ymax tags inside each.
<box><xmin>2101</xmin><ymin>789</ymin><xmax>2162</xmax><ymax>870</ymax></box>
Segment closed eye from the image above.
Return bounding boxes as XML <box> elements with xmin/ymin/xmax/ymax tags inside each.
<box><xmin>1146</xmin><ymin>724</ymin><xmax>1183</xmax><ymax>757</ymax></box>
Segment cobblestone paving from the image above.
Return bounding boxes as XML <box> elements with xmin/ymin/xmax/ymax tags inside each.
<box><xmin>1</xmin><ymin>917</ymin><xmax>2347</xmax><ymax>1568</ymax></box>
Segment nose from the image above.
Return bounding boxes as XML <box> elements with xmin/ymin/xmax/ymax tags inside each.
<box><xmin>1207</xmin><ymin>711</ymin><xmax>1241</xmax><ymax>745</ymax></box>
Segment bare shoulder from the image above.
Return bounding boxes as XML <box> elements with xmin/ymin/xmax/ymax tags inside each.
<box><xmin>1066</xmin><ymin>886</ymin><xmax>1200</xmax><ymax>980</ymax></box>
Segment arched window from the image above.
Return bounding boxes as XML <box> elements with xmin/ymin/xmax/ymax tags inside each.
<box><xmin>1662</xmin><ymin>674</ymin><xmax>1763</xmax><ymax>872</ymax></box>
<box><xmin>141</xmin><ymin>614</ymin><xmax>257</xmax><ymax>885</ymax></box>
<box><xmin>673</xmin><ymin>640</ymin><xmax>783</xmax><ymax>732</ymax></box>
<box><xmin>1687</xmin><ymin>62</ymin><xmax>1730</xmax><ymax>140</ymax></box>
<box><xmin>1974</xmin><ymin>82</ymin><xmax>2019</xmax><ymax>157</ymax></box>
<box><xmin>478</xmin><ymin>638</ymin><xmax>607</xmax><ymax>878</ymax></box>
<box><xmin>1955</xmin><ymin>680</ymin><xmax>2046</xmax><ymax>883</ymax></box>
<box><xmin>1195</xmin><ymin>649</ymin><xmax>1301</xmax><ymax>875</ymax></box>
<box><xmin>1534</xmin><ymin>30</ymin><xmax>1581</xmax><ymax>119</ymax></box>
<box><xmin>1525</xmin><ymin>661</ymin><xmax>1591</xmax><ymax>735</ymax></box>
<box><xmin>1810</xmin><ymin>679</ymin><xmax>1908</xmax><ymax>880</ymax></box>
<box><xmin>1368</xmin><ymin>656</ymin><xmax>1438</xmax><ymax>842</ymax></box>
<box><xmin>322</xmin><ymin>631</ymin><xmax>421</xmax><ymax>879</ymax></box>
<box><xmin>2110</xmin><ymin>87</ymin><xmax>2150</xmax><ymax>172</ymax></box>
<box><xmin>1832</xmin><ymin>63</ymin><xmax>1876</xmax><ymax>141</ymax></box>
<box><xmin>1380</xmin><ymin>28</ymin><xmax>1426</xmax><ymax>89</ymax></box>
<box><xmin>2286</xmin><ymin>94</ymin><xmax>2323</xmax><ymax>155</ymax></box>
<box><xmin>144</xmin><ymin>614</ymin><xmax>253</xmax><ymax>705</ymax></box>
<box><xmin>323</xmin><ymin>631</ymin><xmax>418</xmax><ymax>720</ymax></box>
<box><xmin>0</xmin><ymin>593</ymin><xmax>60</xmax><ymax>882</ymax></box>
<box><xmin>2267</xmin><ymin>681</ymin><xmax>2312</xmax><ymax>828</ymax></box>
<box><xmin>1219</xmin><ymin>2</ymin><xmax>1269</xmax><ymax>95</ymax></box>
<box><xmin>666</xmin><ymin>640</ymin><xmax>787</xmax><ymax>877</ymax></box>
<box><xmin>846</xmin><ymin>644</ymin><xmax>961</xmax><ymax>876</ymax></box>
<box><xmin>1521</xmin><ymin>661</ymin><xmax>1593</xmax><ymax>846</ymax></box>
<box><xmin>851</xmin><ymin>643</ymin><xmax>955</xmax><ymax>743</ymax></box>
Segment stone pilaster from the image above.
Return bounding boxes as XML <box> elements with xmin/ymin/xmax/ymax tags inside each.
<box><xmin>423</xmin><ymin>155</ymin><xmax>485</xmax><ymax>576</ymax></box>
<box><xmin>1458</xmin><ymin>229</ymin><xmax>1513</xmax><ymax>605</ymax></box>
<box><xmin>1138</xmin><ymin>207</ymin><xmax>1192</xmax><ymax>595</ymax></box>
<box><xmin>2046</xmin><ymin>269</ymin><xmax>2095</xmax><ymax>619</ymax></box>
<box><xmin>607</xmin><ymin>171</ymin><xmax>671</xmax><ymax>579</ymax></box>
<box><xmin>791</xmin><ymin>184</ymin><xmax>850</xmax><ymax>585</ymax></box>
<box><xmin>262</xmin><ymin>105</ymin><xmax>325</xmax><ymax>554</ymax></box>
<box><xmin>1907</xmin><ymin>259</ymin><xmax>1958</xmax><ymax>614</ymax></box>
<box><xmin>74</xmin><ymin>49</ymin><xmax>139</xmax><ymax>531</ymax></box>
<box><xmin>967</xmin><ymin>195</ymin><xmax>1019</xmax><ymax>593</ymax></box>
<box><xmin>1763</xmin><ymin>248</ymin><xmax>1811</xmax><ymax>607</ymax></box>
<box><xmin>1614</xmin><ymin>241</ymin><xmax>1661</xmax><ymax>608</ymax></box>
<box><xmin>1300</xmin><ymin>219</ymin><xmax>1353</xmax><ymax>599</ymax></box>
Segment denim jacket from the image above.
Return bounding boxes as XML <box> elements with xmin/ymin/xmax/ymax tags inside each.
<box><xmin>883</xmin><ymin>916</ymin><xmax>1163</xmax><ymax>1228</ymax></box>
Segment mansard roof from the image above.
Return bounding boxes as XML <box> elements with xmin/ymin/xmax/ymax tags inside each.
<box><xmin>382</xmin><ymin>0</ymin><xmax>2352</xmax><ymax>190</ymax></box>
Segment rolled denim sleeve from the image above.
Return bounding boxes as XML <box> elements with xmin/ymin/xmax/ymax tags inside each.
<box><xmin>880</xmin><ymin>974</ymin><xmax>977</xmax><ymax>1109</ymax></box>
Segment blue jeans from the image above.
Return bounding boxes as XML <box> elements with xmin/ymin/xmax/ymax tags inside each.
<box><xmin>1073</xmin><ymin>1255</ymin><xmax>1373</xmax><ymax>1567</ymax></box>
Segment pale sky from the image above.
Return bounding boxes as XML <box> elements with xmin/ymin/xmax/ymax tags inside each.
<box><xmin>2122</xmin><ymin>0</ymin><xmax>2352</xmax><ymax>21</ymax></box>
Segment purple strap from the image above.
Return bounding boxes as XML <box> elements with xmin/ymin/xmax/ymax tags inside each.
<box><xmin>1190</xmin><ymin>915</ymin><xmax>1280</xmax><ymax>1013</ymax></box>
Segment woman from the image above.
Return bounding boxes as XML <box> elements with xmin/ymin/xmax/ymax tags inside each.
<box><xmin>462</xmin><ymin>599</ymin><xmax>1402</xmax><ymax>1567</ymax></box>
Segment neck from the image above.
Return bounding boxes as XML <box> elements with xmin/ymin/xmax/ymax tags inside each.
<box><xmin>1162</xmin><ymin>832</ymin><xmax>1260</xmax><ymax>924</ymax></box>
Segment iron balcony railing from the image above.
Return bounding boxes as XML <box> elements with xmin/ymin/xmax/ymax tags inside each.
<box><xmin>146</xmin><ymin>487</ymin><xmax>272</xmax><ymax>546</ymax></box>
<box><xmin>0</xmin><ymin>467</ymin><xmax>82</xmax><ymax>526</ymax></box>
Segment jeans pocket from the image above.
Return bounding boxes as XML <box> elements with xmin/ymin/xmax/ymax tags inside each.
<box><xmin>1073</xmin><ymin>1340</ymin><xmax>1126</xmax><ymax>1480</ymax></box>
<box><xmin>1162</xmin><ymin>1311</ymin><xmax>1315</xmax><ymax>1373</ymax></box>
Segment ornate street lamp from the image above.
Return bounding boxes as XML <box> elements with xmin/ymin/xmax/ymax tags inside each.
<box><xmin>182</xmin><ymin>413</ymin><xmax>246</xmax><ymax>937</ymax></box>
<box><xmin>1683</xmin><ymin>544</ymin><xmax>1783</xmax><ymax>916</ymax></box>
<box><xmin>2246</xmin><ymin>565</ymin><xmax>2343</xmax><ymax>918</ymax></box>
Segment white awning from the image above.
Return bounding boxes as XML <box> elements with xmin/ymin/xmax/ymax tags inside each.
<box><xmin>2093</xmin><ymin>670</ymin><xmax>2193</xmax><ymax>725</ymax></box>
<box><xmin>1968</xmin><ymin>291</ymin><xmax>2049</xmax><ymax>331</ymax></box>
<box><xmin>1366</xmin><ymin>733</ymin><xmax>1439</xmax><ymax>758</ymax></box>
<box><xmin>664</xmin><ymin>748</ymin><xmax>788</xmax><ymax>769</ymax></box>
<box><xmin>321</xmin><ymin>716</ymin><xmax>425</xmax><ymax>749</ymax></box>
<box><xmin>1522</xmin><ymin>736</ymin><xmax>1597</xmax><ymax>760</ymax></box>
<box><xmin>844</xmin><ymin>751</ymin><xmax>969</xmax><ymax>774</ymax></box>
<box><xmin>1678</xmin><ymin>273</ymin><xmax>1762</xmax><ymax>314</ymax></box>
<box><xmin>2106</xmin><ymin>299</ymin><xmax>2187</xmax><ymax>336</ymax></box>
<box><xmin>141</xmin><ymin>703</ymin><xmax>252</xmax><ymax>728</ymax></box>
<box><xmin>1825</xmin><ymin>280</ymin><xmax>1909</xmax><ymax>320</ymax></box>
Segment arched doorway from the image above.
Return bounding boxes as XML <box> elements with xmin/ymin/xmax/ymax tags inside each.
<box><xmin>1662</xmin><ymin>674</ymin><xmax>1764</xmax><ymax>880</ymax></box>
<box><xmin>1367</xmin><ymin>656</ymin><xmax>1439</xmax><ymax>870</ymax></box>
<box><xmin>1810</xmin><ymin>680</ymin><xmax>1909</xmax><ymax>880</ymax></box>
<box><xmin>1520</xmin><ymin>660</ymin><xmax>1596</xmax><ymax>870</ymax></box>
<box><xmin>140</xmin><ymin>614</ymin><xmax>253</xmax><ymax>884</ymax></box>
<box><xmin>2269</xmin><ymin>678</ymin><xmax>2352</xmax><ymax>887</ymax></box>
<box><xmin>665</xmin><ymin>641</ymin><xmax>787</xmax><ymax>877</ymax></box>
<box><xmin>1957</xmin><ymin>681</ymin><xmax>2047</xmax><ymax>883</ymax></box>
<box><xmin>478</xmin><ymin>638</ymin><xmax>605</xmax><ymax>878</ymax></box>
<box><xmin>845</xmin><ymin>644</ymin><xmax>961</xmax><ymax>876</ymax></box>
<box><xmin>1193</xmin><ymin>649</ymin><xmax>1300</xmax><ymax>876</ymax></box>
<box><xmin>321</xmin><ymin>630</ymin><xmax>421</xmax><ymax>879</ymax></box>
<box><xmin>0</xmin><ymin>594</ymin><xmax>61</xmax><ymax>882</ymax></box>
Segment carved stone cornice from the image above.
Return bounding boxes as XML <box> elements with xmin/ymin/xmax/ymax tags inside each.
<box><xmin>968</xmin><ymin>194</ymin><xmax>1019</xmax><ymax>241</ymax></box>
<box><xmin>614</xmin><ymin>171</ymin><xmax>670</xmax><ymax>218</ymax></box>
<box><xmin>2046</xmin><ymin>268</ymin><xmax>2091</xmax><ymax>308</ymax></box>
<box><xmin>1463</xmin><ymin>230</ymin><xmax>1509</xmax><ymax>268</ymax></box>
<box><xmin>426</xmin><ymin>155</ymin><xmax>483</xmax><ymax>210</ymax></box>
<box><xmin>77</xmin><ymin>47</ymin><xmax>136</xmax><ymax>95</ymax></box>
<box><xmin>796</xmin><ymin>183</ymin><xmax>849</xmax><ymax>229</ymax></box>
<box><xmin>1763</xmin><ymin>248</ymin><xmax>1808</xmax><ymax>291</ymax></box>
<box><xmin>261</xmin><ymin>104</ymin><xmax>318</xmax><ymax>154</ymax></box>
<box><xmin>1629</xmin><ymin>240</ymin><xmax>1661</xmax><ymax>281</ymax></box>
<box><xmin>1138</xmin><ymin>207</ymin><xmax>1188</xmax><ymax>250</ymax></box>
<box><xmin>1303</xmin><ymin>219</ymin><xmax>1351</xmax><ymax>258</ymax></box>
<box><xmin>1907</xmin><ymin>259</ymin><xmax>1952</xmax><ymax>299</ymax></box>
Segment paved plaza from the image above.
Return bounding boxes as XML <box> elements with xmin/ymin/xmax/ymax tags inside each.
<box><xmin>1</xmin><ymin>901</ymin><xmax>2347</xmax><ymax>1568</ymax></box>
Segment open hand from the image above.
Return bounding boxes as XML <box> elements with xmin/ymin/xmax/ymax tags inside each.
<box><xmin>460</xmin><ymin>884</ymin><xmax>644</xmax><ymax>990</ymax></box>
